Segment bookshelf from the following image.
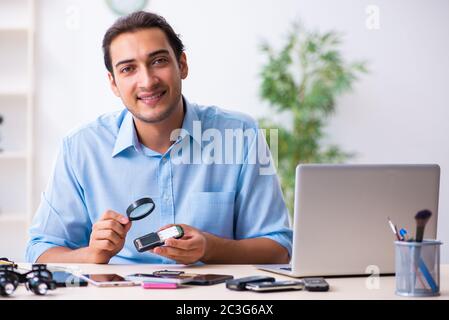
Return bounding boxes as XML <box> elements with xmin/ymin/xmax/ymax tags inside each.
<box><xmin>0</xmin><ymin>0</ymin><xmax>35</xmax><ymax>262</ymax></box>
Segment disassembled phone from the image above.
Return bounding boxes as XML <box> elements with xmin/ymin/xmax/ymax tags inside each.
<box><xmin>126</xmin><ymin>270</ymin><xmax>232</xmax><ymax>285</ymax></box>
<box><xmin>188</xmin><ymin>274</ymin><xmax>234</xmax><ymax>285</ymax></box>
<box><xmin>79</xmin><ymin>274</ymin><xmax>136</xmax><ymax>287</ymax></box>
<box><xmin>134</xmin><ymin>225</ymin><xmax>184</xmax><ymax>252</ymax></box>
<box><xmin>225</xmin><ymin>275</ymin><xmax>275</xmax><ymax>291</ymax></box>
<box><xmin>245</xmin><ymin>280</ymin><xmax>304</xmax><ymax>292</ymax></box>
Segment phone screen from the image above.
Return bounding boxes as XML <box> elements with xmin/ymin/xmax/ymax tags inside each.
<box><xmin>83</xmin><ymin>274</ymin><xmax>128</xmax><ymax>282</ymax></box>
<box><xmin>189</xmin><ymin>274</ymin><xmax>234</xmax><ymax>285</ymax></box>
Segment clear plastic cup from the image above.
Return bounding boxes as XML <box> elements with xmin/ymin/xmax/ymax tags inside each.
<box><xmin>395</xmin><ymin>240</ymin><xmax>442</xmax><ymax>297</ymax></box>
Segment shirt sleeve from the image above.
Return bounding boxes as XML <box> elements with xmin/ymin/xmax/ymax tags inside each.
<box><xmin>234</xmin><ymin>123</ymin><xmax>293</xmax><ymax>257</ymax></box>
<box><xmin>25</xmin><ymin>138</ymin><xmax>92</xmax><ymax>263</ymax></box>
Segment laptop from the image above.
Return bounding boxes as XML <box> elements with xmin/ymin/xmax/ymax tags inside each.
<box><xmin>257</xmin><ymin>164</ymin><xmax>440</xmax><ymax>277</ymax></box>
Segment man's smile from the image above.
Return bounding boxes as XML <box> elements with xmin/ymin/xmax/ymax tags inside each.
<box><xmin>137</xmin><ymin>90</ymin><xmax>167</xmax><ymax>106</ymax></box>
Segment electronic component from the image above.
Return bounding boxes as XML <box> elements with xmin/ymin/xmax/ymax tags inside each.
<box><xmin>134</xmin><ymin>225</ymin><xmax>184</xmax><ymax>252</ymax></box>
<box><xmin>245</xmin><ymin>280</ymin><xmax>304</xmax><ymax>292</ymax></box>
<box><xmin>303</xmin><ymin>277</ymin><xmax>329</xmax><ymax>292</ymax></box>
<box><xmin>225</xmin><ymin>276</ymin><xmax>275</xmax><ymax>291</ymax></box>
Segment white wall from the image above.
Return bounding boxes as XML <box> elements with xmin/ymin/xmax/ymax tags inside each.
<box><xmin>33</xmin><ymin>0</ymin><xmax>449</xmax><ymax>261</ymax></box>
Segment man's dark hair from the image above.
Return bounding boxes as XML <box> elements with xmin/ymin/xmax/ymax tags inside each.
<box><xmin>102</xmin><ymin>11</ymin><xmax>185</xmax><ymax>75</ymax></box>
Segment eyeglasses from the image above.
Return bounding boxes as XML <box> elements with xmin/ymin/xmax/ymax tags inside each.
<box><xmin>0</xmin><ymin>264</ymin><xmax>57</xmax><ymax>297</ymax></box>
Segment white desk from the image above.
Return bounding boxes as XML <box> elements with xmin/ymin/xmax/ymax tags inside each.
<box><xmin>8</xmin><ymin>263</ymin><xmax>449</xmax><ymax>300</ymax></box>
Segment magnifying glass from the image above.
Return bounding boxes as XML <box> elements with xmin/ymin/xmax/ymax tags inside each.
<box><xmin>126</xmin><ymin>197</ymin><xmax>155</xmax><ymax>221</ymax></box>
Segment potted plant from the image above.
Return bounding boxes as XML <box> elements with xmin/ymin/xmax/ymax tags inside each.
<box><xmin>259</xmin><ymin>23</ymin><xmax>368</xmax><ymax>215</ymax></box>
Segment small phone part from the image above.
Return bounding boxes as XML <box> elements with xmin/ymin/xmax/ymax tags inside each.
<box><xmin>225</xmin><ymin>276</ymin><xmax>275</xmax><ymax>291</ymax></box>
<box><xmin>134</xmin><ymin>225</ymin><xmax>184</xmax><ymax>252</ymax></box>
<box><xmin>52</xmin><ymin>271</ymin><xmax>88</xmax><ymax>288</ymax></box>
<box><xmin>153</xmin><ymin>270</ymin><xmax>185</xmax><ymax>277</ymax></box>
<box><xmin>142</xmin><ymin>282</ymin><xmax>179</xmax><ymax>289</ymax></box>
<box><xmin>303</xmin><ymin>277</ymin><xmax>329</xmax><ymax>292</ymax></box>
<box><xmin>187</xmin><ymin>274</ymin><xmax>234</xmax><ymax>285</ymax></box>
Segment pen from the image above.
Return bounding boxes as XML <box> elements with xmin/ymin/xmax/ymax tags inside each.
<box><xmin>387</xmin><ymin>217</ymin><xmax>401</xmax><ymax>241</ymax></box>
<box><xmin>399</xmin><ymin>228</ymin><xmax>408</xmax><ymax>241</ymax></box>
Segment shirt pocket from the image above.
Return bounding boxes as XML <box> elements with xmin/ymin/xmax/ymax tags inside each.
<box><xmin>189</xmin><ymin>191</ymin><xmax>236</xmax><ymax>239</ymax></box>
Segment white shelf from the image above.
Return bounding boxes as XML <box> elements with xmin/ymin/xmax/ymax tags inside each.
<box><xmin>0</xmin><ymin>0</ymin><xmax>31</xmax><ymax>32</ymax></box>
<box><xmin>0</xmin><ymin>152</ymin><xmax>28</xmax><ymax>160</ymax></box>
<box><xmin>0</xmin><ymin>27</ymin><xmax>29</xmax><ymax>32</ymax></box>
<box><xmin>0</xmin><ymin>213</ymin><xmax>28</xmax><ymax>223</ymax></box>
<box><xmin>0</xmin><ymin>0</ymin><xmax>34</xmax><ymax>261</ymax></box>
<box><xmin>0</xmin><ymin>89</ymin><xmax>28</xmax><ymax>96</ymax></box>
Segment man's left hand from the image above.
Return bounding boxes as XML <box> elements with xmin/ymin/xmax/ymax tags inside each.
<box><xmin>150</xmin><ymin>224</ymin><xmax>208</xmax><ymax>264</ymax></box>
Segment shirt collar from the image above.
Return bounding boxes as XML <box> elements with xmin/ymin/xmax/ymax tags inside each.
<box><xmin>179</xmin><ymin>96</ymin><xmax>201</xmax><ymax>145</ymax></box>
<box><xmin>112</xmin><ymin>96</ymin><xmax>200</xmax><ymax>158</ymax></box>
<box><xmin>111</xmin><ymin>111</ymin><xmax>141</xmax><ymax>157</ymax></box>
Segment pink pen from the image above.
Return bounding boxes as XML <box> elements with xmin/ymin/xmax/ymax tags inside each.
<box><xmin>142</xmin><ymin>282</ymin><xmax>179</xmax><ymax>289</ymax></box>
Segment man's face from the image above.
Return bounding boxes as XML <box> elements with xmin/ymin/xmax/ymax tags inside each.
<box><xmin>108</xmin><ymin>28</ymin><xmax>188</xmax><ymax>123</ymax></box>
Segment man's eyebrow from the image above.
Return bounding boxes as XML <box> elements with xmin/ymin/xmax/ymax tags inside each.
<box><xmin>148</xmin><ymin>49</ymin><xmax>170</xmax><ymax>58</ymax></box>
<box><xmin>115</xmin><ymin>59</ymin><xmax>135</xmax><ymax>68</ymax></box>
<box><xmin>114</xmin><ymin>49</ymin><xmax>170</xmax><ymax>68</ymax></box>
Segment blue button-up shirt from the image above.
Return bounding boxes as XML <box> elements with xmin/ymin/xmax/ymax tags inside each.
<box><xmin>26</xmin><ymin>98</ymin><xmax>292</xmax><ymax>264</ymax></box>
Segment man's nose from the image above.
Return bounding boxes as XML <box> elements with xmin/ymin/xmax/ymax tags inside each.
<box><xmin>137</xmin><ymin>67</ymin><xmax>159</xmax><ymax>88</ymax></box>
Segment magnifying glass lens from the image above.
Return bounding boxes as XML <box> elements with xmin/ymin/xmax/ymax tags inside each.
<box><xmin>126</xmin><ymin>197</ymin><xmax>155</xmax><ymax>221</ymax></box>
<box><xmin>129</xmin><ymin>203</ymin><xmax>152</xmax><ymax>219</ymax></box>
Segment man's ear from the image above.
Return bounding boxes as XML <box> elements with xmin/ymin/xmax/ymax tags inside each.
<box><xmin>179</xmin><ymin>52</ymin><xmax>188</xmax><ymax>80</ymax></box>
<box><xmin>108</xmin><ymin>72</ymin><xmax>121</xmax><ymax>97</ymax></box>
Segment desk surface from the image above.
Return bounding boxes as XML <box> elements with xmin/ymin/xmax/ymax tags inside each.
<box><xmin>8</xmin><ymin>263</ymin><xmax>449</xmax><ymax>300</ymax></box>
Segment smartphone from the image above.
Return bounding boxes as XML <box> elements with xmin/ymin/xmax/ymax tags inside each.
<box><xmin>245</xmin><ymin>280</ymin><xmax>304</xmax><ymax>292</ymax></box>
<box><xmin>52</xmin><ymin>271</ymin><xmax>88</xmax><ymax>288</ymax></box>
<box><xmin>79</xmin><ymin>274</ymin><xmax>136</xmax><ymax>287</ymax></box>
<box><xmin>134</xmin><ymin>225</ymin><xmax>184</xmax><ymax>252</ymax></box>
<box><xmin>303</xmin><ymin>277</ymin><xmax>329</xmax><ymax>292</ymax></box>
<box><xmin>125</xmin><ymin>273</ymin><xmax>195</xmax><ymax>284</ymax></box>
<box><xmin>187</xmin><ymin>274</ymin><xmax>234</xmax><ymax>285</ymax></box>
<box><xmin>226</xmin><ymin>276</ymin><xmax>276</xmax><ymax>291</ymax></box>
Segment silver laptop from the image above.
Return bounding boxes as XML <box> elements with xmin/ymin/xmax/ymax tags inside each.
<box><xmin>258</xmin><ymin>164</ymin><xmax>440</xmax><ymax>277</ymax></box>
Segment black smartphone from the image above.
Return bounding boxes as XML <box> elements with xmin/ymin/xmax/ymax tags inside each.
<box><xmin>52</xmin><ymin>271</ymin><xmax>88</xmax><ymax>288</ymax></box>
<box><xmin>226</xmin><ymin>276</ymin><xmax>276</xmax><ymax>291</ymax></box>
<box><xmin>245</xmin><ymin>280</ymin><xmax>304</xmax><ymax>292</ymax></box>
<box><xmin>303</xmin><ymin>277</ymin><xmax>329</xmax><ymax>292</ymax></box>
<box><xmin>187</xmin><ymin>274</ymin><xmax>234</xmax><ymax>285</ymax></box>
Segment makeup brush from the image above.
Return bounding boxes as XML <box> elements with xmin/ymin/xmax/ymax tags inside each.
<box><xmin>414</xmin><ymin>209</ymin><xmax>432</xmax><ymax>242</ymax></box>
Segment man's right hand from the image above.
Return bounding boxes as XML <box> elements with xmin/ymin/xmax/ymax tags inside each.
<box><xmin>88</xmin><ymin>210</ymin><xmax>132</xmax><ymax>264</ymax></box>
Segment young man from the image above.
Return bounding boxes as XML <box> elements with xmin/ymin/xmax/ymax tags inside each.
<box><xmin>26</xmin><ymin>11</ymin><xmax>292</xmax><ymax>264</ymax></box>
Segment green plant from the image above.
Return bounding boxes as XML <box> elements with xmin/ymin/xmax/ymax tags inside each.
<box><xmin>259</xmin><ymin>23</ymin><xmax>368</xmax><ymax>215</ymax></box>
